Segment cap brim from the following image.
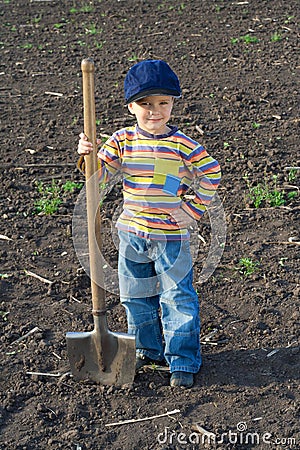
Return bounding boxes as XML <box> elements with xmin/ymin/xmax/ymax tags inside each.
<box><xmin>125</xmin><ymin>88</ymin><xmax>181</xmax><ymax>104</ymax></box>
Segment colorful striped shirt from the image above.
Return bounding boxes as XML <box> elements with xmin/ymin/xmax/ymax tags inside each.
<box><xmin>97</xmin><ymin>125</ymin><xmax>221</xmax><ymax>240</ymax></box>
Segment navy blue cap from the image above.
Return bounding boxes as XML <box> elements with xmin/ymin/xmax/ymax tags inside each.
<box><xmin>124</xmin><ymin>59</ymin><xmax>181</xmax><ymax>104</ymax></box>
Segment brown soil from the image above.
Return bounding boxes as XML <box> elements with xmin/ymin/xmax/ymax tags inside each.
<box><xmin>0</xmin><ymin>1</ymin><xmax>299</xmax><ymax>449</ymax></box>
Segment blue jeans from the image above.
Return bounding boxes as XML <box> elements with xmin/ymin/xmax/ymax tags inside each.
<box><xmin>118</xmin><ymin>230</ymin><xmax>201</xmax><ymax>374</ymax></box>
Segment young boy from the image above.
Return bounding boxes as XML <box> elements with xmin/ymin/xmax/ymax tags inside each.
<box><xmin>77</xmin><ymin>59</ymin><xmax>221</xmax><ymax>387</ymax></box>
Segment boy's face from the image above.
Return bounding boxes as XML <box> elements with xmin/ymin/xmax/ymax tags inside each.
<box><xmin>128</xmin><ymin>95</ymin><xmax>174</xmax><ymax>135</ymax></box>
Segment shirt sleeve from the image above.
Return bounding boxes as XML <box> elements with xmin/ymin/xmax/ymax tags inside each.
<box><xmin>181</xmin><ymin>144</ymin><xmax>221</xmax><ymax>220</ymax></box>
<box><xmin>97</xmin><ymin>133</ymin><xmax>122</xmax><ymax>183</ymax></box>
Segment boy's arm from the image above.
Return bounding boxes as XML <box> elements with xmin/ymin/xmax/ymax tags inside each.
<box><xmin>77</xmin><ymin>133</ymin><xmax>121</xmax><ymax>182</ymax></box>
<box><xmin>97</xmin><ymin>137</ymin><xmax>122</xmax><ymax>182</ymax></box>
<box><xmin>181</xmin><ymin>145</ymin><xmax>221</xmax><ymax>220</ymax></box>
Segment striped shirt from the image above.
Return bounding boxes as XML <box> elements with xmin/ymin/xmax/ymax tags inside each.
<box><xmin>97</xmin><ymin>125</ymin><xmax>221</xmax><ymax>240</ymax></box>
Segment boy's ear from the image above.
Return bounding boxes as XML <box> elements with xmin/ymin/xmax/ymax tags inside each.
<box><xmin>127</xmin><ymin>103</ymin><xmax>135</xmax><ymax>115</ymax></box>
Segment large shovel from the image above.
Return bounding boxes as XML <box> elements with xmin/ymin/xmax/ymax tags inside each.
<box><xmin>66</xmin><ymin>58</ymin><xmax>136</xmax><ymax>386</ymax></box>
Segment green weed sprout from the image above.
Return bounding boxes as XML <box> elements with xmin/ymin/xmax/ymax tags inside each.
<box><xmin>128</xmin><ymin>55</ymin><xmax>138</xmax><ymax>62</ymax></box>
<box><xmin>236</xmin><ymin>258</ymin><xmax>260</xmax><ymax>277</ymax></box>
<box><xmin>243</xmin><ymin>174</ymin><xmax>287</xmax><ymax>208</ymax></box>
<box><xmin>288</xmin><ymin>167</ymin><xmax>298</xmax><ymax>183</ymax></box>
<box><xmin>271</xmin><ymin>33</ymin><xmax>282</xmax><ymax>42</ymax></box>
<box><xmin>241</xmin><ymin>34</ymin><xmax>259</xmax><ymax>44</ymax></box>
<box><xmin>62</xmin><ymin>181</ymin><xmax>83</xmax><ymax>192</ymax></box>
<box><xmin>95</xmin><ymin>41</ymin><xmax>105</xmax><ymax>50</ymax></box>
<box><xmin>53</xmin><ymin>22</ymin><xmax>66</xmax><ymax>30</ymax></box>
<box><xmin>70</xmin><ymin>4</ymin><xmax>93</xmax><ymax>13</ymax></box>
<box><xmin>34</xmin><ymin>179</ymin><xmax>62</xmax><ymax>215</ymax></box>
<box><xmin>85</xmin><ymin>24</ymin><xmax>102</xmax><ymax>35</ymax></box>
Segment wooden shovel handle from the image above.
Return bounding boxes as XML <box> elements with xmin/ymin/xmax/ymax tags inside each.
<box><xmin>81</xmin><ymin>58</ymin><xmax>106</xmax><ymax>315</ymax></box>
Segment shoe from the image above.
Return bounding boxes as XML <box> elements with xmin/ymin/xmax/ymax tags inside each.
<box><xmin>170</xmin><ymin>371</ymin><xmax>194</xmax><ymax>388</ymax></box>
<box><xmin>136</xmin><ymin>355</ymin><xmax>153</xmax><ymax>371</ymax></box>
<box><xmin>136</xmin><ymin>355</ymin><xmax>168</xmax><ymax>371</ymax></box>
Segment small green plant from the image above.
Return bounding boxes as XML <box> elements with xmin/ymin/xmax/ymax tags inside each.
<box><xmin>53</xmin><ymin>22</ymin><xmax>66</xmax><ymax>30</ymax></box>
<box><xmin>34</xmin><ymin>179</ymin><xmax>83</xmax><ymax>214</ymax></box>
<box><xmin>95</xmin><ymin>40</ymin><xmax>105</xmax><ymax>49</ymax></box>
<box><xmin>236</xmin><ymin>258</ymin><xmax>260</xmax><ymax>277</ymax></box>
<box><xmin>243</xmin><ymin>174</ymin><xmax>288</xmax><ymax>208</ymax></box>
<box><xmin>157</xmin><ymin>1</ymin><xmax>168</xmax><ymax>10</ymax></box>
<box><xmin>71</xmin><ymin>116</ymin><xmax>78</xmax><ymax>126</ymax></box>
<box><xmin>247</xmin><ymin>183</ymin><xmax>265</xmax><ymax>208</ymax></box>
<box><xmin>288</xmin><ymin>167</ymin><xmax>298</xmax><ymax>183</ymax></box>
<box><xmin>20</xmin><ymin>43</ymin><xmax>33</xmax><ymax>49</ymax></box>
<box><xmin>150</xmin><ymin>362</ymin><xmax>159</xmax><ymax>370</ymax></box>
<box><xmin>70</xmin><ymin>4</ymin><xmax>94</xmax><ymax>13</ymax></box>
<box><xmin>85</xmin><ymin>23</ymin><xmax>102</xmax><ymax>35</ymax></box>
<box><xmin>284</xmin><ymin>16</ymin><xmax>294</xmax><ymax>24</ymax></box>
<box><xmin>34</xmin><ymin>179</ymin><xmax>62</xmax><ymax>215</ymax></box>
<box><xmin>230</xmin><ymin>38</ymin><xmax>239</xmax><ymax>44</ymax></box>
<box><xmin>223</xmin><ymin>142</ymin><xmax>230</xmax><ymax>149</ymax></box>
<box><xmin>252</xmin><ymin>122</ymin><xmax>261</xmax><ymax>129</ymax></box>
<box><xmin>279</xmin><ymin>257</ymin><xmax>288</xmax><ymax>267</ymax></box>
<box><xmin>287</xmin><ymin>191</ymin><xmax>298</xmax><ymax>201</ymax></box>
<box><xmin>271</xmin><ymin>32</ymin><xmax>282</xmax><ymax>42</ymax></box>
<box><xmin>240</xmin><ymin>34</ymin><xmax>259</xmax><ymax>44</ymax></box>
<box><xmin>99</xmin><ymin>181</ymin><xmax>108</xmax><ymax>207</ymax></box>
<box><xmin>268</xmin><ymin>188</ymin><xmax>285</xmax><ymax>207</ymax></box>
<box><xmin>128</xmin><ymin>55</ymin><xmax>138</xmax><ymax>62</ymax></box>
<box><xmin>62</xmin><ymin>181</ymin><xmax>83</xmax><ymax>192</ymax></box>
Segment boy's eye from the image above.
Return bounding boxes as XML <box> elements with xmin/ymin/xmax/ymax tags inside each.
<box><xmin>137</xmin><ymin>99</ymin><xmax>171</xmax><ymax>107</ymax></box>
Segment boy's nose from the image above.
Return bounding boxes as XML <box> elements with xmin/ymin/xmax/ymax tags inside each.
<box><xmin>149</xmin><ymin>107</ymin><xmax>160</xmax><ymax>115</ymax></box>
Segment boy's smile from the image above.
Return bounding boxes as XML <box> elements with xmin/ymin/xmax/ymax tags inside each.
<box><xmin>128</xmin><ymin>95</ymin><xmax>174</xmax><ymax>135</ymax></box>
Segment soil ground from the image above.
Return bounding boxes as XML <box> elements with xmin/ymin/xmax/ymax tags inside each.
<box><xmin>0</xmin><ymin>1</ymin><xmax>299</xmax><ymax>449</ymax></box>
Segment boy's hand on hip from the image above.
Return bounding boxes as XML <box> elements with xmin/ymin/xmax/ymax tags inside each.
<box><xmin>170</xmin><ymin>207</ymin><xmax>194</xmax><ymax>228</ymax></box>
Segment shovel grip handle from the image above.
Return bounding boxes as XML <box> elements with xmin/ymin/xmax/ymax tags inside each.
<box><xmin>81</xmin><ymin>58</ymin><xmax>98</xmax><ymax>179</ymax></box>
<box><xmin>81</xmin><ymin>58</ymin><xmax>106</xmax><ymax>314</ymax></box>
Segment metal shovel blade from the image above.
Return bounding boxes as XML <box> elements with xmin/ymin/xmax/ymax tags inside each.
<box><xmin>66</xmin><ymin>317</ymin><xmax>136</xmax><ymax>386</ymax></box>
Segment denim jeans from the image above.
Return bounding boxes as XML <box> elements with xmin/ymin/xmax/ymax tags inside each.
<box><xmin>118</xmin><ymin>230</ymin><xmax>201</xmax><ymax>374</ymax></box>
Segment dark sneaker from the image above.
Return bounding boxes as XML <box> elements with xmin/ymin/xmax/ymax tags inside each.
<box><xmin>136</xmin><ymin>355</ymin><xmax>168</xmax><ymax>371</ymax></box>
<box><xmin>170</xmin><ymin>371</ymin><xmax>194</xmax><ymax>388</ymax></box>
<box><xmin>136</xmin><ymin>355</ymin><xmax>153</xmax><ymax>371</ymax></box>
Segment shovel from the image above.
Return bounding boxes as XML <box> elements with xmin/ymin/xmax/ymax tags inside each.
<box><xmin>66</xmin><ymin>58</ymin><xmax>136</xmax><ymax>386</ymax></box>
